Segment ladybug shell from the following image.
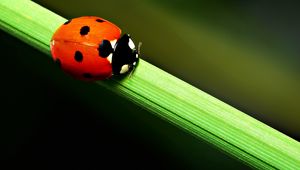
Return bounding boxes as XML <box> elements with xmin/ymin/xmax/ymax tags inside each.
<box><xmin>50</xmin><ymin>16</ymin><xmax>121</xmax><ymax>81</ymax></box>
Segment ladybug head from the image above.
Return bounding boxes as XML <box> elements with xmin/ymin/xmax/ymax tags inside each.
<box><xmin>111</xmin><ymin>34</ymin><xmax>139</xmax><ymax>75</ymax></box>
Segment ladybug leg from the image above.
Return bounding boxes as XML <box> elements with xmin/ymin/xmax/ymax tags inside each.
<box><xmin>128</xmin><ymin>63</ymin><xmax>136</xmax><ymax>78</ymax></box>
<box><xmin>128</xmin><ymin>41</ymin><xmax>140</xmax><ymax>78</ymax></box>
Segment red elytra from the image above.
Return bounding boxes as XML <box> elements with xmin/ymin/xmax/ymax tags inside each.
<box><xmin>50</xmin><ymin>16</ymin><xmax>139</xmax><ymax>81</ymax></box>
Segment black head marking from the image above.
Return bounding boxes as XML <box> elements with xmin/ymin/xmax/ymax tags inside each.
<box><xmin>80</xmin><ymin>26</ymin><xmax>90</xmax><ymax>35</ymax></box>
<box><xmin>64</xmin><ymin>19</ymin><xmax>72</xmax><ymax>25</ymax></box>
<box><xmin>83</xmin><ymin>73</ymin><xmax>92</xmax><ymax>78</ymax></box>
<box><xmin>74</xmin><ymin>51</ymin><xmax>83</xmax><ymax>62</ymax></box>
<box><xmin>112</xmin><ymin>34</ymin><xmax>139</xmax><ymax>75</ymax></box>
<box><xmin>54</xmin><ymin>58</ymin><xmax>61</xmax><ymax>67</ymax></box>
<box><xmin>96</xmin><ymin>19</ymin><xmax>105</xmax><ymax>23</ymax></box>
<box><xmin>98</xmin><ymin>40</ymin><xmax>113</xmax><ymax>58</ymax></box>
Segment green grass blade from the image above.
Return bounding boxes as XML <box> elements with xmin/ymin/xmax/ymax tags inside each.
<box><xmin>1</xmin><ymin>0</ymin><xmax>300</xmax><ymax>169</ymax></box>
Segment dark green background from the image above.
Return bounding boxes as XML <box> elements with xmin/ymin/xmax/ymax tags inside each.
<box><xmin>2</xmin><ymin>0</ymin><xmax>299</xmax><ymax>169</ymax></box>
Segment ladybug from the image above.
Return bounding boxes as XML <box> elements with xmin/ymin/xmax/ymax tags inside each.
<box><xmin>50</xmin><ymin>16</ymin><xmax>139</xmax><ymax>81</ymax></box>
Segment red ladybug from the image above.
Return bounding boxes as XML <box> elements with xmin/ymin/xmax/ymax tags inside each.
<box><xmin>50</xmin><ymin>16</ymin><xmax>139</xmax><ymax>81</ymax></box>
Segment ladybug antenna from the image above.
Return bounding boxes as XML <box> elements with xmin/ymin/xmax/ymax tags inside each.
<box><xmin>137</xmin><ymin>42</ymin><xmax>142</xmax><ymax>55</ymax></box>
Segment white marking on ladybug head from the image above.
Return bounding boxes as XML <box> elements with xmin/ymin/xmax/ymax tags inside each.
<box><xmin>133</xmin><ymin>62</ymin><xmax>136</xmax><ymax>66</ymax></box>
<box><xmin>107</xmin><ymin>53</ymin><xmax>112</xmax><ymax>63</ymax></box>
<box><xmin>110</xmin><ymin>39</ymin><xmax>117</xmax><ymax>50</ymax></box>
<box><xmin>135</xmin><ymin>53</ymin><xmax>138</xmax><ymax>58</ymax></box>
<box><xmin>120</xmin><ymin>64</ymin><xmax>129</xmax><ymax>74</ymax></box>
<box><xmin>128</xmin><ymin>38</ymin><xmax>135</xmax><ymax>50</ymax></box>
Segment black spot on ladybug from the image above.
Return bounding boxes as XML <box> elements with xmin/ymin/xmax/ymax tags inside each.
<box><xmin>74</xmin><ymin>51</ymin><xmax>83</xmax><ymax>62</ymax></box>
<box><xmin>96</xmin><ymin>19</ymin><xmax>105</xmax><ymax>23</ymax></box>
<box><xmin>80</xmin><ymin>26</ymin><xmax>90</xmax><ymax>35</ymax></box>
<box><xmin>64</xmin><ymin>19</ymin><xmax>72</xmax><ymax>25</ymax></box>
<box><xmin>98</xmin><ymin>40</ymin><xmax>113</xmax><ymax>58</ymax></box>
<box><xmin>83</xmin><ymin>73</ymin><xmax>92</xmax><ymax>78</ymax></box>
<box><xmin>54</xmin><ymin>58</ymin><xmax>61</xmax><ymax>67</ymax></box>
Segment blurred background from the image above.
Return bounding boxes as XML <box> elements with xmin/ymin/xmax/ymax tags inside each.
<box><xmin>2</xmin><ymin>0</ymin><xmax>299</xmax><ymax>169</ymax></box>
